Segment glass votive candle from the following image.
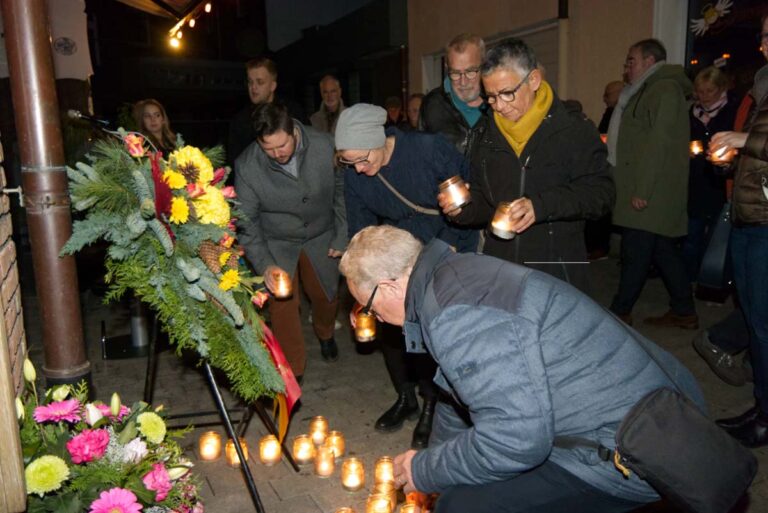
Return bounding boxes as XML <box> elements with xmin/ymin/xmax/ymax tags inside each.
<box><xmin>490</xmin><ymin>201</ymin><xmax>517</xmax><ymax>239</ymax></box>
<box><xmin>258</xmin><ymin>434</ymin><xmax>281</xmax><ymax>466</ymax></box>
<box><xmin>399</xmin><ymin>504</ymin><xmax>421</xmax><ymax>513</ymax></box>
<box><xmin>374</xmin><ymin>456</ymin><xmax>395</xmax><ymax>484</ymax></box>
<box><xmin>198</xmin><ymin>431</ymin><xmax>222</xmax><ymax>461</ymax></box>
<box><xmin>355</xmin><ymin>310</ymin><xmax>377</xmax><ymax>342</ymax></box>
<box><xmin>271</xmin><ymin>269</ymin><xmax>292</xmax><ymax>298</ymax></box>
<box><xmin>710</xmin><ymin>146</ymin><xmax>736</xmax><ymax>164</ymax></box>
<box><xmin>341</xmin><ymin>457</ymin><xmax>365</xmax><ymax>492</ymax></box>
<box><xmin>309</xmin><ymin>415</ymin><xmax>329</xmax><ymax>445</ymax></box>
<box><xmin>292</xmin><ymin>434</ymin><xmax>316</xmax><ymax>465</ymax></box>
<box><xmin>325</xmin><ymin>430</ymin><xmax>346</xmax><ymax>458</ymax></box>
<box><xmin>225</xmin><ymin>437</ymin><xmax>249</xmax><ymax>467</ymax></box>
<box><xmin>373</xmin><ymin>482</ymin><xmax>398</xmax><ymax>511</ymax></box>
<box><xmin>335</xmin><ymin>509</ymin><xmax>357</xmax><ymax>513</ymax></box>
<box><xmin>366</xmin><ymin>493</ymin><xmax>393</xmax><ymax>513</ymax></box>
<box><xmin>438</xmin><ymin>175</ymin><xmax>471</xmax><ymax>211</ymax></box>
<box><xmin>689</xmin><ymin>140</ymin><xmax>704</xmax><ymax>156</ymax></box>
<box><xmin>314</xmin><ymin>446</ymin><xmax>335</xmax><ymax>477</ymax></box>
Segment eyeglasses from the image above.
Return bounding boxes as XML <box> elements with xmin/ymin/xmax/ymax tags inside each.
<box><xmin>362</xmin><ymin>285</ymin><xmax>379</xmax><ymax>315</ymax></box>
<box><xmin>447</xmin><ymin>67</ymin><xmax>480</xmax><ymax>81</ymax></box>
<box><xmin>484</xmin><ymin>70</ymin><xmax>533</xmax><ymax>104</ymax></box>
<box><xmin>338</xmin><ymin>150</ymin><xmax>372</xmax><ymax>166</ymax></box>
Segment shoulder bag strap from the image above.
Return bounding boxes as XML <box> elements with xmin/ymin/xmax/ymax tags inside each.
<box><xmin>376</xmin><ymin>173</ymin><xmax>440</xmax><ymax>216</ymax></box>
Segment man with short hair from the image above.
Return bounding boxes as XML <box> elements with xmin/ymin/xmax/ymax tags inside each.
<box><xmin>310</xmin><ymin>74</ymin><xmax>346</xmax><ymax>134</ymax></box>
<box><xmin>607</xmin><ymin>39</ymin><xmax>697</xmax><ymax>328</ymax></box>
<box><xmin>598</xmin><ymin>80</ymin><xmax>624</xmax><ymax>133</ymax></box>
<box><xmin>235</xmin><ymin>103</ymin><xmax>347</xmax><ymax>379</ymax></box>
<box><xmin>339</xmin><ymin>225</ymin><xmax>704</xmax><ymax>513</ymax></box>
<box><xmin>420</xmin><ymin>33</ymin><xmax>487</xmax><ymax>154</ymax></box>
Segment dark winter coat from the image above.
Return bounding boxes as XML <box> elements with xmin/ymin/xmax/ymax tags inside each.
<box><xmin>420</xmin><ymin>86</ymin><xmax>484</xmax><ymax>155</ymax></box>
<box><xmin>453</xmin><ymin>96</ymin><xmax>614</xmax><ymax>293</ymax></box>
<box><xmin>733</xmin><ymin>89</ymin><xmax>768</xmax><ymax>225</ymax></box>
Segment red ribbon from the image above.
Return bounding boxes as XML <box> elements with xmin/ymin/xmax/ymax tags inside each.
<box><xmin>260</xmin><ymin>321</ymin><xmax>301</xmax><ymax>412</ymax></box>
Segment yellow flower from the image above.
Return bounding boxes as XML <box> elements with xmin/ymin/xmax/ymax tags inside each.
<box><xmin>219</xmin><ymin>269</ymin><xmax>240</xmax><ymax>291</ymax></box>
<box><xmin>218</xmin><ymin>251</ymin><xmax>232</xmax><ymax>267</ymax></box>
<box><xmin>137</xmin><ymin>412</ymin><xmax>166</xmax><ymax>444</ymax></box>
<box><xmin>170</xmin><ymin>146</ymin><xmax>213</xmax><ymax>185</ymax></box>
<box><xmin>192</xmin><ymin>186</ymin><xmax>230</xmax><ymax>227</ymax></box>
<box><xmin>25</xmin><ymin>455</ymin><xmax>70</xmax><ymax>496</ymax></box>
<box><xmin>163</xmin><ymin>170</ymin><xmax>187</xmax><ymax>189</ymax></box>
<box><xmin>169</xmin><ymin>197</ymin><xmax>190</xmax><ymax>224</ymax></box>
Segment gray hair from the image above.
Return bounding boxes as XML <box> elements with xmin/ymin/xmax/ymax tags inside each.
<box><xmin>481</xmin><ymin>38</ymin><xmax>538</xmax><ymax>78</ymax></box>
<box><xmin>339</xmin><ymin>226</ymin><xmax>423</xmax><ymax>292</ymax></box>
<box><xmin>446</xmin><ymin>33</ymin><xmax>486</xmax><ymax>61</ymax></box>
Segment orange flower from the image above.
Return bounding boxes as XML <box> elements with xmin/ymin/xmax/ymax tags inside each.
<box><xmin>186</xmin><ymin>183</ymin><xmax>206</xmax><ymax>199</ymax></box>
<box><xmin>124</xmin><ymin>134</ymin><xmax>145</xmax><ymax>157</ymax></box>
<box><xmin>219</xmin><ymin>233</ymin><xmax>234</xmax><ymax>248</ymax></box>
<box><xmin>221</xmin><ymin>186</ymin><xmax>236</xmax><ymax>199</ymax></box>
<box><xmin>251</xmin><ymin>291</ymin><xmax>269</xmax><ymax>308</ymax></box>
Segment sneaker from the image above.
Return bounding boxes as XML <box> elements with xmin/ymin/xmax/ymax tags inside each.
<box><xmin>643</xmin><ymin>310</ymin><xmax>699</xmax><ymax>330</ymax></box>
<box><xmin>692</xmin><ymin>331</ymin><xmax>747</xmax><ymax>386</ymax></box>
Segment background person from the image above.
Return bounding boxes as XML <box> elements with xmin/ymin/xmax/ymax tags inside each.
<box><xmin>310</xmin><ymin>74</ymin><xmax>346</xmax><ymax>134</ymax></box>
<box><xmin>132</xmin><ymin>98</ymin><xmax>176</xmax><ymax>154</ymax></box>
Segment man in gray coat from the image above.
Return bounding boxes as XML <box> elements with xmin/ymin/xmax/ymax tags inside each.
<box><xmin>235</xmin><ymin>102</ymin><xmax>347</xmax><ymax>379</ymax></box>
<box><xmin>340</xmin><ymin>225</ymin><xmax>705</xmax><ymax>513</ymax></box>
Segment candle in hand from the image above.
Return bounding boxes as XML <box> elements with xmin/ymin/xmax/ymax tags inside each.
<box><xmin>438</xmin><ymin>175</ymin><xmax>471</xmax><ymax>211</ymax></box>
<box><xmin>272</xmin><ymin>269</ymin><xmax>292</xmax><ymax>298</ymax></box>
<box><xmin>490</xmin><ymin>201</ymin><xmax>517</xmax><ymax>240</ymax></box>
<box><xmin>689</xmin><ymin>140</ymin><xmax>704</xmax><ymax>156</ymax></box>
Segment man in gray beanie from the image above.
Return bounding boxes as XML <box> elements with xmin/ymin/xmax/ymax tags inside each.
<box><xmin>337</xmin><ymin>103</ymin><xmax>478</xmax><ymax>449</ymax></box>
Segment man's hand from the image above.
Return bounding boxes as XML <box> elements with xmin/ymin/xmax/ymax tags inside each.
<box><xmin>263</xmin><ymin>265</ymin><xmax>287</xmax><ymax>293</ymax></box>
<box><xmin>437</xmin><ymin>183</ymin><xmax>470</xmax><ymax>217</ymax></box>
<box><xmin>631</xmin><ymin>196</ymin><xmax>648</xmax><ymax>211</ymax></box>
<box><xmin>394</xmin><ymin>449</ymin><xmax>418</xmax><ymax>493</ymax></box>
<box><xmin>506</xmin><ymin>197</ymin><xmax>536</xmax><ymax>233</ymax></box>
<box><xmin>328</xmin><ymin>248</ymin><xmax>344</xmax><ymax>258</ymax></box>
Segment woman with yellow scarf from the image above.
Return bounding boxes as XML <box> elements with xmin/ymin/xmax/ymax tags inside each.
<box><xmin>440</xmin><ymin>38</ymin><xmax>614</xmax><ymax>293</ymax></box>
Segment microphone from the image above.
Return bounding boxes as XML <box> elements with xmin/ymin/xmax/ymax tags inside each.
<box><xmin>67</xmin><ymin>109</ymin><xmax>109</xmax><ymax>127</ymax></box>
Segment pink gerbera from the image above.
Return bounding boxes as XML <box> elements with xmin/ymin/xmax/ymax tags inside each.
<box><xmin>142</xmin><ymin>462</ymin><xmax>173</xmax><ymax>502</ymax></box>
<box><xmin>67</xmin><ymin>428</ymin><xmax>110</xmax><ymax>464</ymax></box>
<box><xmin>33</xmin><ymin>399</ymin><xmax>81</xmax><ymax>423</ymax></box>
<box><xmin>96</xmin><ymin>403</ymin><xmax>131</xmax><ymax>421</ymax></box>
<box><xmin>89</xmin><ymin>487</ymin><xmax>142</xmax><ymax>513</ymax></box>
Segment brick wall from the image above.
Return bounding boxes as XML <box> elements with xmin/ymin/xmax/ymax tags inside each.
<box><xmin>0</xmin><ymin>137</ymin><xmax>27</xmax><ymax>394</ymax></box>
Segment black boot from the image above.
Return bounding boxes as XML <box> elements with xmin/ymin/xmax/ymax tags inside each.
<box><xmin>727</xmin><ymin>411</ymin><xmax>768</xmax><ymax>448</ymax></box>
<box><xmin>319</xmin><ymin>337</ymin><xmax>339</xmax><ymax>362</ymax></box>
<box><xmin>411</xmin><ymin>397</ymin><xmax>437</xmax><ymax>449</ymax></box>
<box><xmin>375</xmin><ymin>389</ymin><xmax>419</xmax><ymax>432</ymax></box>
<box><xmin>716</xmin><ymin>405</ymin><xmax>760</xmax><ymax>430</ymax></box>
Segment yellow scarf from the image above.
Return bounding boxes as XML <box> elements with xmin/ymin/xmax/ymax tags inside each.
<box><xmin>494</xmin><ymin>80</ymin><xmax>554</xmax><ymax>156</ymax></box>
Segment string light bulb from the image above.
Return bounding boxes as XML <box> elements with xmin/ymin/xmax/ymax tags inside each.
<box><xmin>169</xmin><ymin>37</ymin><xmax>181</xmax><ymax>49</ymax></box>
<box><xmin>189</xmin><ymin>18</ymin><xmax>196</xmax><ymax>28</ymax></box>
<box><xmin>722</xmin><ymin>53</ymin><xmax>731</xmax><ymax>59</ymax></box>
<box><xmin>205</xmin><ymin>2</ymin><xmax>212</xmax><ymax>13</ymax></box>
<box><xmin>176</xmin><ymin>31</ymin><xmax>183</xmax><ymax>39</ymax></box>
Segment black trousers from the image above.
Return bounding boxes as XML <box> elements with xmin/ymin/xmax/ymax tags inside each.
<box><xmin>434</xmin><ymin>460</ymin><xmax>645</xmax><ymax>513</ymax></box>
<box><xmin>380</xmin><ymin>323</ymin><xmax>437</xmax><ymax>400</ymax></box>
<box><xmin>610</xmin><ymin>227</ymin><xmax>695</xmax><ymax>316</ymax></box>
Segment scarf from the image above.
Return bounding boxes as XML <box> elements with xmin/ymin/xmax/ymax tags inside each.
<box><xmin>606</xmin><ymin>60</ymin><xmax>665</xmax><ymax>165</ymax></box>
<box><xmin>692</xmin><ymin>91</ymin><xmax>728</xmax><ymax>126</ymax></box>
<box><xmin>493</xmin><ymin>80</ymin><xmax>553</xmax><ymax>156</ymax></box>
<box><xmin>444</xmin><ymin>76</ymin><xmax>483</xmax><ymax>127</ymax></box>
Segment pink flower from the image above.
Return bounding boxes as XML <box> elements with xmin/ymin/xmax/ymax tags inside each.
<box><xmin>221</xmin><ymin>186</ymin><xmax>236</xmax><ymax>199</ymax></box>
<box><xmin>251</xmin><ymin>291</ymin><xmax>269</xmax><ymax>308</ymax></box>
<box><xmin>66</xmin><ymin>428</ymin><xmax>110</xmax><ymax>464</ymax></box>
<box><xmin>185</xmin><ymin>183</ymin><xmax>206</xmax><ymax>199</ymax></box>
<box><xmin>33</xmin><ymin>399</ymin><xmax>81</xmax><ymax>423</ymax></box>
<box><xmin>142</xmin><ymin>462</ymin><xmax>173</xmax><ymax>502</ymax></box>
<box><xmin>226</xmin><ymin>220</ymin><xmax>237</xmax><ymax>232</ymax></box>
<box><xmin>192</xmin><ymin>503</ymin><xmax>204</xmax><ymax>513</ymax></box>
<box><xmin>210</xmin><ymin>167</ymin><xmax>227</xmax><ymax>185</ymax></box>
<box><xmin>96</xmin><ymin>403</ymin><xmax>130</xmax><ymax>421</ymax></box>
<box><xmin>124</xmin><ymin>134</ymin><xmax>146</xmax><ymax>158</ymax></box>
<box><xmin>89</xmin><ymin>487</ymin><xmax>143</xmax><ymax>513</ymax></box>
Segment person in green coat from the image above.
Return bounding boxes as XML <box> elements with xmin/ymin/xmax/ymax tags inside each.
<box><xmin>606</xmin><ymin>38</ymin><xmax>698</xmax><ymax>329</ymax></box>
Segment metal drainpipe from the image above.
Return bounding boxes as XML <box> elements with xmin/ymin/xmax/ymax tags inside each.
<box><xmin>1</xmin><ymin>0</ymin><xmax>90</xmax><ymax>386</ymax></box>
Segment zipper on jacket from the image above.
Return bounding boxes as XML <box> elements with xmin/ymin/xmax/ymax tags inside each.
<box><xmin>514</xmin><ymin>155</ymin><xmax>531</xmax><ymax>263</ymax></box>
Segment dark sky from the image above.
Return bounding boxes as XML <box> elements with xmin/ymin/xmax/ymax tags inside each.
<box><xmin>265</xmin><ymin>0</ymin><xmax>373</xmax><ymax>50</ymax></box>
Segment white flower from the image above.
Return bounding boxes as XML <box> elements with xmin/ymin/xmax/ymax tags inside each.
<box><xmin>23</xmin><ymin>359</ymin><xmax>36</xmax><ymax>382</ymax></box>
<box><xmin>15</xmin><ymin>397</ymin><xmax>24</xmax><ymax>420</ymax></box>
<box><xmin>51</xmin><ymin>385</ymin><xmax>70</xmax><ymax>402</ymax></box>
<box><xmin>110</xmin><ymin>393</ymin><xmax>121</xmax><ymax>417</ymax></box>
<box><xmin>84</xmin><ymin>403</ymin><xmax>104</xmax><ymax>426</ymax></box>
<box><xmin>122</xmin><ymin>437</ymin><xmax>149</xmax><ymax>463</ymax></box>
<box><xmin>167</xmin><ymin>466</ymin><xmax>190</xmax><ymax>480</ymax></box>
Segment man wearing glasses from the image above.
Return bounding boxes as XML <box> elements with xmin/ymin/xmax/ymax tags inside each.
<box><xmin>439</xmin><ymin>38</ymin><xmax>613</xmax><ymax>294</ymax></box>
<box><xmin>420</xmin><ymin>33</ymin><xmax>487</xmax><ymax>155</ymax></box>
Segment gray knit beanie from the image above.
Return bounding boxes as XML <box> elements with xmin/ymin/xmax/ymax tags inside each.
<box><xmin>335</xmin><ymin>104</ymin><xmax>387</xmax><ymax>150</ymax></box>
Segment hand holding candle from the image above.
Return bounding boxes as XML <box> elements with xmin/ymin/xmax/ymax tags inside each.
<box><xmin>437</xmin><ymin>176</ymin><xmax>471</xmax><ymax>214</ymax></box>
<box><xmin>265</xmin><ymin>266</ymin><xmax>292</xmax><ymax>298</ymax></box>
<box><xmin>491</xmin><ymin>198</ymin><xmax>535</xmax><ymax>239</ymax></box>
<box><xmin>709</xmin><ymin>131</ymin><xmax>747</xmax><ymax>166</ymax></box>
<box><xmin>393</xmin><ymin>450</ymin><xmax>417</xmax><ymax>494</ymax></box>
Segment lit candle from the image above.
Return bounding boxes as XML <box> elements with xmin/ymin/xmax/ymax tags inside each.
<box><xmin>198</xmin><ymin>431</ymin><xmax>222</xmax><ymax>461</ymax></box>
<box><xmin>374</xmin><ymin>456</ymin><xmax>395</xmax><ymax>484</ymax></box>
<box><xmin>355</xmin><ymin>310</ymin><xmax>377</xmax><ymax>342</ymax></box>
<box><xmin>292</xmin><ymin>435</ymin><xmax>316</xmax><ymax>465</ymax></box>
<box><xmin>225</xmin><ymin>437</ymin><xmax>249</xmax><ymax>467</ymax></box>
<box><xmin>309</xmin><ymin>416</ymin><xmax>329</xmax><ymax>445</ymax></box>
<box><xmin>399</xmin><ymin>504</ymin><xmax>421</xmax><ymax>513</ymax></box>
<box><xmin>366</xmin><ymin>493</ymin><xmax>393</xmax><ymax>513</ymax></box>
<box><xmin>341</xmin><ymin>457</ymin><xmax>365</xmax><ymax>492</ymax></box>
<box><xmin>272</xmin><ymin>269</ymin><xmax>292</xmax><ymax>298</ymax></box>
<box><xmin>258</xmin><ymin>434</ymin><xmax>281</xmax><ymax>466</ymax></box>
<box><xmin>325</xmin><ymin>430</ymin><xmax>346</xmax><ymax>458</ymax></box>
<box><xmin>335</xmin><ymin>509</ymin><xmax>356</xmax><ymax>513</ymax></box>
<box><xmin>373</xmin><ymin>482</ymin><xmax>398</xmax><ymax>511</ymax></box>
<box><xmin>710</xmin><ymin>146</ymin><xmax>736</xmax><ymax>164</ymax></box>
<box><xmin>490</xmin><ymin>201</ymin><xmax>517</xmax><ymax>240</ymax></box>
<box><xmin>438</xmin><ymin>175</ymin><xmax>471</xmax><ymax>211</ymax></box>
<box><xmin>600</xmin><ymin>134</ymin><xmax>608</xmax><ymax>144</ymax></box>
<box><xmin>314</xmin><ymin>446</ymin><xmax>335</xmax><ymax>477</ymax></box>
<box><xmin>689</xmin><ymin>140</ymin><xmax>704</xmax><ymax>156</ymax></box>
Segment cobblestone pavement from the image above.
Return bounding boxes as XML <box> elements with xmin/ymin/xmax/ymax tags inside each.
<box><xmin>22</xmin><ymin>255</ymin><xmax>767</xmax><ymax>513</ymax></box>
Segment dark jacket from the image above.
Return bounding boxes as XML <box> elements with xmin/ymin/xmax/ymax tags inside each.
<box><xmin>235</xmin><ymin>122</ymin><xmax>347</xmax><ymax>300</ymax></box>
<box><xmin>420</xmin><ymin>86</ymin><xmax>483</xmax><ymax>155</ymax></box>
<box><xmin>453</xmin><ymin>96</ymin><xmax>614</xmax><ymax>293</ymax></box>
<box><xmin>733</xmin><ymin>89</ymin><xmax>768</xmax><ymax>225</ymax></box>
<box><xmin>405</xmin><ymin>239</ymin><xmax>704</xmax><ymax>501</ymax></box>
<box><xmin>344</xmin><ymin>128</ymin><xmax>478</xmax><ymax>251</ymax></box>
<box><xmin>688</xmin><ymin>97</ymin><xmax>738</xmax><ymax>219</ymax></box>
